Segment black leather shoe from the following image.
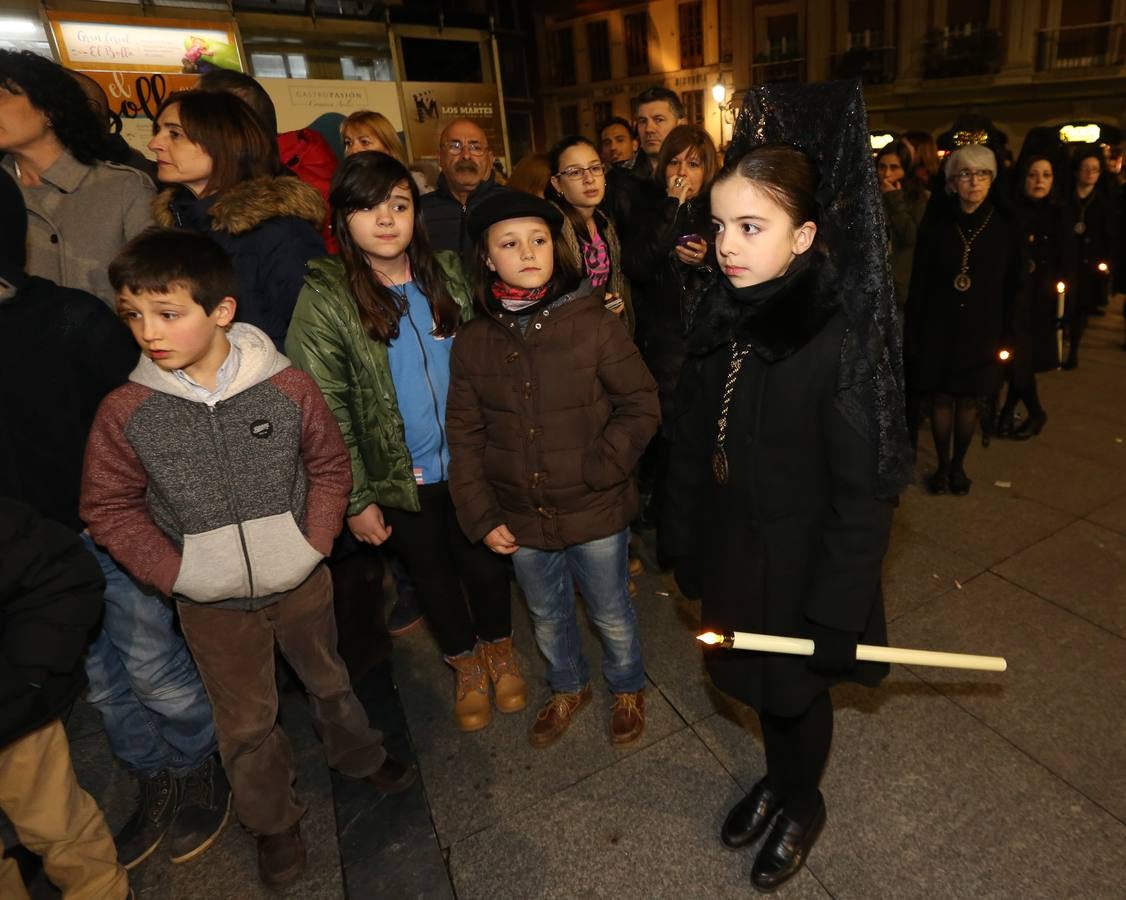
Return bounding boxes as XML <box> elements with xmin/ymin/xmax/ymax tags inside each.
<box><xmin>751</xmin><ymin>798</ymin><xmax>826</xmax><ymax>893</ymax></box>
<box><xmin>366</xmin><ymin>755</ymin><xmax>419</xmax><ymax>795</ymax></box>
<box><xmin>1011</xmin><ymin>411</ymin><xmax>1046</xmax><ymax>440</ymax></box>
<box><xmin>927</xmin><ymin>469</ymin><xmax>948</xmax><ymax>495</ymax></box>
<box><xmin>996</xmin><ymin>410</ymin><xmax>1015</xmax><ymax>439</ymax></box>
<box><xmin>721</xmin><ymin>778</ymin><xmax>781</xmax><ymax>849</ymax></box>
<box><xmin>949</xmin><ymin>468</ymin><xmax>971</xmax><ymax>496</ymax></box>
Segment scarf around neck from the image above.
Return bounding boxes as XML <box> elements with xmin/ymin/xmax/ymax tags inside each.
<box><xmin>491</xmin><ymin>280</ymin><xmax>550</xmax><ymax>312</ymax></box>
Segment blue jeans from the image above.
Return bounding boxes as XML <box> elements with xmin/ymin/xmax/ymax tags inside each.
<box><xmin>81</xmin><ymin>535</ymin><xmax>217</xmax><ymax>777</ymax></box>
<box><xmin>512</xmin><ymin>528</ymin><xmax>645</xmax><ymax>695</ymax></box>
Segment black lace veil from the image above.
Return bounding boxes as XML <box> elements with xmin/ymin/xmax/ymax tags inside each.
<box><xmin>726</xmin><ymin>79</ymin><xmax>914</xmax><ymax>497</ymax></box>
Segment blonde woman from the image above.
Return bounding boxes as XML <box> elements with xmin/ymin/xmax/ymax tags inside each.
<box><xmin>341</xmin><ymin>110</ymin><xmax>407</xmax><ymax>163</ymax></box>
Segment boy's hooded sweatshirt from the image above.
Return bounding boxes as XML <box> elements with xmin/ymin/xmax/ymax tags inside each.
<box><xmin>81</xmin><ymin>323</ymin><xmax>351</xmax><ymax>610</ymax></box>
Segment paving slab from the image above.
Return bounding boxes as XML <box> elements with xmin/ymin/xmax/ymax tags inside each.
<box><xmin>1087</xmin><ymin>490</ymin><xmax>1126</xmax><ymax>537</ymax></box>
<box><xmin>1030</xmin><ymin>405</ymin><xmax>1126</xmax><ymax>472</ymax></box>
<box><xmin>448</xmin><ymin>728</ymin><xmax>830</xmax><ymax>900</ymax></box>
<box><xmin>893</xmin><ymin>478</ymin><xmax>1072</xmax><ymax>570</ymax></box>
<box><xmin>882</xmin><ymin>526</ymin><xmax>985</xmax><ymax>623</ymax></box>
<box><xmin>392</xmin><ymin>589</ymin><xmax>686</xmax><ymax>849</ymax></box>
<box><xmin>890</xmin><ymin>572</ymin><xmax>1126</xmax><ymax>822</ymax></box>
<box><xmin>993</xmin><ymin>518</ymin><xmax>1126</xmax><ymax>638</ymax></box>
<box><xmin>692</xmin><ymin>674</ymin><xmax>1126</xmax><ymax>900</ymax></box>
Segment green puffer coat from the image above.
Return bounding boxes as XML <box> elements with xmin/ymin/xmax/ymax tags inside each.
<box><xmin>286</xmin><ymin>253</ymin><xmax>474</xmax><ymax>516</ymax></box>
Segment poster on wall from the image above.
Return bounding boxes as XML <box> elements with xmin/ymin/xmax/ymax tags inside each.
<box><xmin>45</xmin><ymin>12</ymin><xmax>243</xmax><ymax>158</ymax></box>
<box><xmin>399</xmin><ymin>81</ymin><xmax>504</xmax><ymax>161</ymax></box>
<box><xmin>258</xmin><ymin>78</ymin><xmax>402</xmax><ymax>134</ymax></box>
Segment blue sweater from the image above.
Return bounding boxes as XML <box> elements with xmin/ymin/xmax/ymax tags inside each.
<box><xmin>387</xmin><ymin>282</ymin><xmax>453</xmax><ymax>484</ymax></box>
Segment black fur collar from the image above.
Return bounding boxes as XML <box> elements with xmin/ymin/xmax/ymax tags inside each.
<box><xmin>687</xmin><ymin>253</ymin><xmax>840</xmax><ymax>362</ymax></box>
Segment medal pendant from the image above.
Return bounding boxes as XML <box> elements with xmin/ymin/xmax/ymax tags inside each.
<box><xmin>954</xmin><ymin>272</ymin><xmax>972</xmax><ymax>292</ymax></box>
<box><xmin>711</xmin><ymin>447</ymin><xmax>730</xmax><ymax>485</ymax></box>
<box><xmin>1074</xmin><ymin>221</ymin><xmax>1087</xmax><ymax>235</ymax></box>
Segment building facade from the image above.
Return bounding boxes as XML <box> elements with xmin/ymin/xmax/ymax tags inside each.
<box><xmin>533</xmin><ymin>0</ymin><xmax>1126</xmax><ymax>153</ymax></box>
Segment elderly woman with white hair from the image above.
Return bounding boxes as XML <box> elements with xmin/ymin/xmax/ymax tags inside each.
<box><xmin>904</xmin><ymin>143</ymin><xmax>1024</xmax><ymax>495</ymax></box>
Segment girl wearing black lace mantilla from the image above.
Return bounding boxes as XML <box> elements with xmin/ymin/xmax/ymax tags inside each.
<box><xmin>664</xmin><ymin>139</ymin><xmax>910</xmax><ymax>892</ymax></box>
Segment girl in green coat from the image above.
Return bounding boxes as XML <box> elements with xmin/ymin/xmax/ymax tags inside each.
<box><xmin>286</xmin><ymin>151</ymin><xmax>524</xmax><ymax>732</ymax></box>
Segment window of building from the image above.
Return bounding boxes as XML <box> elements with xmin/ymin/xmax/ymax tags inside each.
<box><xmin>592</xmin><ymin>100</ymin><xmax>613</xmax><ymax>129</ymax></box>
<box><xmin>719</xmin><ymin>0</ymin><xmax>734</xmax><ymax>63</ymax></box>
<box><xmin>847</xmin><ymin>0</ymin><xmax>884</xmax><ymax>48</ymax></box>
<box><xmin>625</xmin><ymin>12</ymin><xmax>650</xmax><ymax>76</ymax></box>
<box><xmin>766</xmin><ymin>13</ymin><xmax>800</xmax><ymax>59</ymax></box>
<box><xmin>679</xmin><ymin>2</ymin><xmax>704</xmax><ymax>69</ymax></box>
<box><xmin>401</xmin><ymin>37</ymin><xmax>483</xmax><ymax>82</ymax></box>
<box><xmin>1060</xmin><ymin>0</ymin><xmax>1112</xmax><ymax>26</ymax></box>
<box><xmin>340</xmin><ymin>55</ymin><xmax>393</xmax><ymax>81</ymax></box>
<box><xmin>587</xmin><ymin>20</ymin><xmax>612</xmax><ymax>82</ymax></box>
<box><xmin>501</xmin><ymin>41</ymin><xmax>531</xmax><ymax>97</ymax></box>
<box><xmin>683</xmin><ymin>89</ymin><xmax>704</xmax><ymax>126</ymax></box>
<box><xmin>946</xmin><ymin>0</ymin><xmax>990</xmax><ymax>31</ymax></box>
<box><xmin>250</xmin><ymin>52</ymin><xmax>307</xmax><ymax>79</ymax></box>
<box><xmin>553</xmin><ymin>27</ymin><xmax>576</xmax><ymax>86</ymax></box>
<box><xmin>560</xmin><ymin>104</ymin><xmax>580</xmax><ymax>136</ymax></box>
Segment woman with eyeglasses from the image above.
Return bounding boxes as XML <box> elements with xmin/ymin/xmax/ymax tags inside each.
<box><xmin>624</xmin><ymin>125</ymin><xmax>719</xmax><ymax>537</ymax></box>
<box><xmin>544</xmin><ymin>136</ymin><xmax>634</xmax><ymax>334</ymax></box>
<box><xmin>904</xmin><ymin>144</ymin><xmax>1023</xmax><ymax>496</ymax></box>
<box><xmin>1061</xmin><ymin>148</ymin><xmax>1117</xmax><ymax>369</ymax></box>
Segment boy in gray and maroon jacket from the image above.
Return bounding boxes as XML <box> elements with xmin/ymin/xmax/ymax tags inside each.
<box><xmin>80</xmin><ymin>229</ymin><xmax>417</xmax><ymax>889</ymax></box>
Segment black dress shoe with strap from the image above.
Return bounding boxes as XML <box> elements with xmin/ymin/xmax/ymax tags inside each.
<box><xmin>721</xmin><ymin>778</ymin><xmax>781</xmax><ymax>849</ymax></box>
<box><xmin>751</xmin><ymin>796</ymin><xmax>826</xmax><ymax>893</ymax></box>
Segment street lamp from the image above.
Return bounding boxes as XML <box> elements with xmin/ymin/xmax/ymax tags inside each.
<box><xmin>712</xmin><ymin>78</ymin><xmax>728</xmax><ymax>149</ymax></box>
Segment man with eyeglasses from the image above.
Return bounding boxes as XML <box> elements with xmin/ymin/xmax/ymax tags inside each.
<box><xmin>420</xmin><ymin>119</ymin><xmax>508</xmax><ymax>264</ymax></box>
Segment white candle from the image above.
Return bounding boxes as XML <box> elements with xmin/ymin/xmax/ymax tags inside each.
<box><xmin>697</xmin><ymin>631</ymin><xmax>1007</xmax><ymax>672</ymax></box>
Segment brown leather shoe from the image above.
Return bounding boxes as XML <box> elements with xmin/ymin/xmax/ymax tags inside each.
<box><xmin>446</xmin><ymin>645</ymin><xmax>491</xmax><ymax>732</ymax></box>
<box><xmin>610</xmin><ymin>689</ymin><xmax>645</xmax><ymax>744</ymax></box>
<box><xmin>257</xmin><ymin>824</ymin><xmax>305</xmax><ymax>888</ymax></box>
<box><xmin>529</xmin><ymin>684</ymin><xmax>592</xmax><ymax>748</ymax></box>
<box><xmin>482</xmin><ymin>637</ymin><xmax>528</xmax><ymax>713</ymax></box>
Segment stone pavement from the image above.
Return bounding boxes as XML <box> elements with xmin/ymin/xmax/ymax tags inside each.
<box><xmin>28</xmin><ymin>308</ymin><xmax>1126</xmax><ymax>899</ymax></box>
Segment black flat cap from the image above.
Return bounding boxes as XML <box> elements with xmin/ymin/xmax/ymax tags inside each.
<box><xmin>466</xmin><ymin>190</ymin><xmax>564</xmax><ymax>244</ymax></box>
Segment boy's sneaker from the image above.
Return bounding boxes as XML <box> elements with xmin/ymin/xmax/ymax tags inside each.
<box><xmin>257</xmin><ymin>824</ymin><xmax>306</xmax><ymax>888</ymax></box>
<box><xmin>115</xmin><ymin>769</ymin><xmax>177</xmax><ymax>869</ymax></box>
<box><xmin>168</xmin><ymin>755</ymin><xmax>231</xmax><ymax>864</ymax></box>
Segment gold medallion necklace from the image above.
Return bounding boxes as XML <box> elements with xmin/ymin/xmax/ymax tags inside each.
<box><xmin>954</xmin><ymin>208</ymin><xmax>994</xmax><ymax>292</ymax></box>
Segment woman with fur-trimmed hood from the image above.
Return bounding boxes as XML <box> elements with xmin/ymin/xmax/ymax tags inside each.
<box><xmin>149</xmin><ymin>90</ymin><xmax>326</xmax><ymax>349</ymax></box>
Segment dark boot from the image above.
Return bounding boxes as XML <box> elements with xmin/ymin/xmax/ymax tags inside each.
<box><xmin>168</xmin><ymin>755</ymin><xmax>231</xmax><ymax>864</ymax></box>
<box><xmin>257</xmin><ymin>824</ymin><xmax>306</xmax><ymax>888</ymax></box>
<box><xmin>115</xmin><ymin>770</ymin><xmax>177</xmax><ymax>869</ymax></box>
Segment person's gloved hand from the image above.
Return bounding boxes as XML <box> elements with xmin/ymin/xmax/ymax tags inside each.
<box><xmin>806</xmin><ymin>621</ymin><xmax>858</xmax><ymax>677</ymax></box>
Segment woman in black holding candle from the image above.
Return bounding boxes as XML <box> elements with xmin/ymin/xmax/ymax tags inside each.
<box><xmin>663</xmin><ymin>82</ymin><xmax>913</xmax><ymax>893</ymax></box>
<box><xmin>904</xmin><ymin>143</ymin><xmax>1023</xmax><ymax>495</ymax></box>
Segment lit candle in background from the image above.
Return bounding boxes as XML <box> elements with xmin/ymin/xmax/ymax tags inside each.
<box><xmin>1097</xmin><ymin>262</ymin><xmax>1109</xmax><ymax>274</ymax></box>
<box><xmin>1056</xmin><ymin>281</ymin><xmax>1067</xmax><ymax>367</ymax></box>
<box><xmin>695</xmin><ymin>631</ymin><xmax>1007</xmax><ymax>672</ymax></box>
<box><xmin>998</xmin><ymin>349</ymin><xmax>1012</xmax><ymax>361</ymax></box>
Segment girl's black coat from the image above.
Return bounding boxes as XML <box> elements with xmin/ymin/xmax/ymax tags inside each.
<box><xmin>1014</xmin><ymin>195</ymin><xmax>1066</xmax><ymax>373</ymax></box>
<box><xmin>663</xmin><ymin>264</ymin><xmax>892</xmax><ymax>716</ymax></box>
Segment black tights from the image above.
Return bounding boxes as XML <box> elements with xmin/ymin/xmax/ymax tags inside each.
<box><xmin>930</xmin><ymin>393</ymin><xmax>978</xmax><ymax>472</ymax></box>
<box><xmin>760</xmin><ymin>692</ymin><xmax>833</xmax><ymax>825</ymax></box>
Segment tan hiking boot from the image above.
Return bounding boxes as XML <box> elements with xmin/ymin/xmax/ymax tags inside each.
<box><xmin>482</xmin><ymin>637</ymin><xmax>528</xmax><ymax>713</ymax></box>
<box><xmin>610</xmin><ymin>689</ymin><xmax>645</xmax><ymax>744</ymax></box>
<box><xmin>446</xmin><ymin>645</ymin><xmax>492</xmax><ymax>732</ymax></box>
<box><xmin>529</xmin><ymin>684</ymin><xmax>593</xmax><ymax>748</ymax></box>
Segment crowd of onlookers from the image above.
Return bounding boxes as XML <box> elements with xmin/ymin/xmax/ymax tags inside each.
<box><xmin>1</xmin><ymin>44</ymin><xmax>1122</xmax><ymax>896</ymax></box>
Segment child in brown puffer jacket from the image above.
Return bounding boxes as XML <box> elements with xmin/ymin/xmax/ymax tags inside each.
<box><xmin>446</xmin><ymin>191</ymin><xmax>660</xmax><ymax>750</ymax></box>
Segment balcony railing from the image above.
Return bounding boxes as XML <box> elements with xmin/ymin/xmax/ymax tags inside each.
<box><xmin>830</xmin><ymin>46</ymin><xmax>896</xmax><ymax>84</ymax></box>
<box><xmin>922</xmin><ymin>26</ymin><xmax>1003</xmax><ymax>78</ymax></box>
<box><xmin>749</xmin><ymin>56</ymin><xmax>805</xmax><ymax>85</ymax></box>
<box><xmin>1036</xmin><ymin>22</ymin><xmax>1124</xmax><ymax>71</ymax></box>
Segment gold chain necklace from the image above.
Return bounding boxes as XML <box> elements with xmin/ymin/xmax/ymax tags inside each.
<box><xmin>711</xmin><ymin>342</ymin><xmax>752</xmax><ymax>485</ymax></box>
<box><xmin>953</xmin><ymin>208</ymin><xmax>994</xmax><ymax>292</ymax></box>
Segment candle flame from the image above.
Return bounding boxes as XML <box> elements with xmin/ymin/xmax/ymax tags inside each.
<box><xmin>1098</xmin><ymin>262</ymin><xmax>1109</xmax><ymax>273</ymax></box>
<box><xmin>1056</xmin><ymin>281</ymin><xmax>1066</xmax><ymax>293</ymax></box>
<box><xmin>998</xmin><ymin>349</ymin><xmax>1011</xmax><ymax>361</ymax></box>
<box><xmin>696</xmin><ymin>632</ymin><xmax>723</xmax><ymax>645</ymax></box>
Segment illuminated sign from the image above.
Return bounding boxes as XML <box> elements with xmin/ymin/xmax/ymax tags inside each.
<box><xmin>870</xmin><ymin>133</ymin><xmax>895</xmax><ymax>150</ymax></box>
<box><xmin>1059</xmin><ymin>124</ymin><xmax>1101</xmax><ymax>144</ymax></box>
